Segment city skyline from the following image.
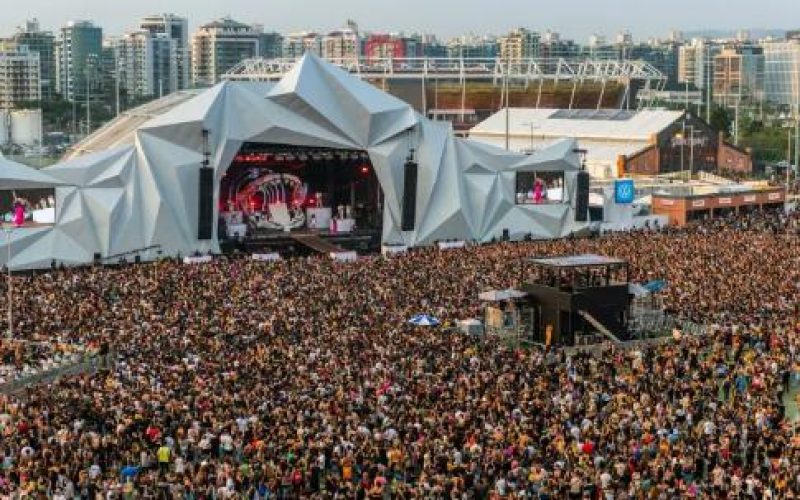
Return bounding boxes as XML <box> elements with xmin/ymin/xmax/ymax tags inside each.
<box><xmin>0</xmin><ymin>0</ymin><xmax>797</xmax><ymax>41</ymax></box>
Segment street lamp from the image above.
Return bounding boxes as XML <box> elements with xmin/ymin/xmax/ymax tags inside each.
<box><xmin>675</xmin><ymin>124</ymin><xmax>685</xmax><ymax>180</ymax></box>
<box><xmin>521</xmin><ymin>121</ymin><xmax>539</xmax><ymax>153</ymax></box>
<box><xmin>687</xmin><ymin>125</ymin><xmax>696</xmax><ymax>178</ymax></box>
<box><xmin>2</xmin><ymin>224</ymin><xmax>12</xmax><ymax>339</ymax></box>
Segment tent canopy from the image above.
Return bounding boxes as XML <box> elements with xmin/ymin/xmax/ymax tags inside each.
<box><xmin>408</xmin><ymin>314</ymin><xmax>440</xmax><ymax>326</ymax></box>
<box><xmin>479</xmin><ymin>289</ymin><xmax>528</xmax><ymax>302</ymax></box>
<box><xmin>0</xmin><ymin>155</ymin><xmax>67</xmax><ymax>190</ymax></box>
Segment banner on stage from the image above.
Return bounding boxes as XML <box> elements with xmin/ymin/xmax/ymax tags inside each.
<box><xmin>438</xmin><ymin>240</ymin><xmax>466</xmax><ymax>250</ymax></box>
<box><xmin>381</xmin><ymin>244</ymin><xmax>408</xmax><ymax>256</ymax></box>
<box><xmin>252</xmin><ymin>253</ymin><xmax>282</xmax><ymax>262</ymax></box>
<box><xmin>183</xmin><ymin>255</ymin><xmax>212</xmax><ymax>264</ymax></box>
<box><xmin>330</xmin><ymin>251</ymin><xmax>358</xmax><ymax>262</ymax></box>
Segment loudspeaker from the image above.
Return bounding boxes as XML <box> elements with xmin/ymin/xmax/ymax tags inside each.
<box><xmin>401</xmin><ymin>159</ymin><xmax>418</xmax><ymax>231</ymax></box>
<box><xmin>198</xmin><ymin>168</ymin><xmax>214</xmax><ymax>240</ymax></box>
<box><xmin>502</xmin><ymin>228</ymin><xmax>510</xmax><ymax>241</ymax></box>
<box><xmin>93</xmin><ymin>252</ymin><xmax>101</xmax><ymax>264</ymax></box>
<box><xmin>575</xmin><ymin>171</ymin><xmax>590</xmax><ymax>222</ymax></box>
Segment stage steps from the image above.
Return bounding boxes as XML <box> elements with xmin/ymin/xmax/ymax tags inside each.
<box><xmin>577</xmin><ymin>310</ymin><xmax>622</xmax><ymax>344</ymax></box>
<box><xmin>290</xmin><ymin>233</ymin><xmax>348</xmax><ymax>254</ymax></box>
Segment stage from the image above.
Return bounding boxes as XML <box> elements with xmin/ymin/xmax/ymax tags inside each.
<box><xmin>220</xmin><ymin>227</ymin><xmax>381</xmax><ymax>256</ymax></box>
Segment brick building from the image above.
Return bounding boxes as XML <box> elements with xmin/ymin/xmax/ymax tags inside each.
<box><xmin>621</xmin><ymin>113</ymin><xmax>753</xmax><ymax>177</ymax></box>
<box><xmin>652</xmin><ymin>187</ymin><xmax>785</xmax><ymax>226</ymax></box>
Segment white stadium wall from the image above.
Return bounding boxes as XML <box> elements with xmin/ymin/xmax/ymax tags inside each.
<box><xmin>0</xmin><ymin>55</ymin><xmax>585</xmax><ymax>270</ymax></box>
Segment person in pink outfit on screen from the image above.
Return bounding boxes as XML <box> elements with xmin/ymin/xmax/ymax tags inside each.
<box><xmin>533</xmin><ymin>178</ymin><xmax>543</xmax><ymax>204</ymax></box>
<box><xmin>13</xmin><ymin>200</ymin><xmax>24</xmax><ymax>227</ymax></box>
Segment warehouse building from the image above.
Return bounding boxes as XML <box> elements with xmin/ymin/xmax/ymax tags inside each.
<box><xmin>469</xmin><ymin>108</ymin><xmax>752</xmax><ymax>179</ymax></box>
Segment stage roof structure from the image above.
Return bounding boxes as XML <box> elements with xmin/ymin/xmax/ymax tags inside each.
<box><xmin>529</xmin><ymin>254</ymin><xmax>627</xmax><ymax>268</ymax></box>
<box><xmin>0</xmin><ymin>54</ymin><xmax>586</xmax><ymax>270</ymax></box>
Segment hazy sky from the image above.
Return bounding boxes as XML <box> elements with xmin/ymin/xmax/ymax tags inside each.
<box><xmin>1</xmin><ymin>0</ymin><xmax>797</xmax><ymax>41</ymax></box>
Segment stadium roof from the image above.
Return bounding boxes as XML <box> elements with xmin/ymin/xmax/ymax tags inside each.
<box><xmin>471</xmin><ymin>108</ymin><xmax>685</xmax><ymax>142</ymax></box>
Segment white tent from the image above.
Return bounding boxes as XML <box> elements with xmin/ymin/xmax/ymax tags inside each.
<box><xmin>0</xmin><ymin>155</ymin><xmax>65</xmax><ymax>189</ymax></box>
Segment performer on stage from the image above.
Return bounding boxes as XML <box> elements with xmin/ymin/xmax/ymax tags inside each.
<box><xmin>533</xmin><ymin>178</ymin><xmax>544</xmax><ymax>204</ymax></box>
<box><xmin>13</xmin><ymin>199</ymin><xmax>25</xmax><ymax>227</ymax></box>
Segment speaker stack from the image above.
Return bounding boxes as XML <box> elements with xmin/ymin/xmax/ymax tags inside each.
<box><xmin>574</xmin><ymin>171</ymin><xmax>590</xmax><ymax>222</ymax></box>
<box><xmin>401</xmin><ymin>155</ymin><xmax>418</xmax><ymax>231</ymax></box>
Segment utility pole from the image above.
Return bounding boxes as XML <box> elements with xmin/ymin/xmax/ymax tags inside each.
<box><xmin>85</xmin><ymin>67</ymin><xmax>91</xmax><ymax>136</ymax></box>
<box><xmin>680</xmin><ymin>120</ymin><xmax>686</xmax><ymax>180</ymax></box>
<box><xmin>3</xmin><ymin>226</ymin><xmax>12</xmax><ymax>339</ymax></box>
<box><xmin>504</xmin><ymin>60</ymin><xmax>510</xmax><ymax>151</ymax></box>
<box><xmin>115</xmin><ymin>60</ymin><xmax>121</xmax><ymax>117</ymax></box>
<box><xmin>787</xmin><ymin>127</ymin><xmax>791</xmax><ymax>191</ymax></box>
<box><xmin>688</xmin><ymin>125</ymin><xmax>695</xmax><ymax>179</ymax></box>
<box><xmin>705</xmin><ymin>44</ymin><xmax>711</xmax><ymax>124</ymax></box>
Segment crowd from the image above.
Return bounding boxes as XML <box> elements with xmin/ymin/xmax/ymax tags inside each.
<box><xmin>0</xmin><ymin>209</ymin><xmax>798</xmax><ymax>498</ymax></box>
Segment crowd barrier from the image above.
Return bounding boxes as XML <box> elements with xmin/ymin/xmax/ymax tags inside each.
<box><xmin>0</xmin><ymin>352</ymin><xmax>115</xmax><ymax>395</ymax></box>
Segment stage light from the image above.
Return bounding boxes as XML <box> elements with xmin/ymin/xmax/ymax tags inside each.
<box><xmin>360</xmin><ymin>165</ymin><xmax>370</xmax><ymax>175</ymax></box>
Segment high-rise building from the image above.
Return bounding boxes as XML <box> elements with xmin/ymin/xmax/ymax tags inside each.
<box><xmin>139</xmin><ymin>14</ymin><xmax>189</xmax><ymax>91</ymax></box>
<box><xmin>499</xmin><ymin>28</ymin><xmax>539</xmax><ymax>62</ymax></box>
<box><xmin>614</xmin><ymin>31</ymin><xmax>635</xmax><ymax>59</ymax></box>
<box><xmin>420</xmin><ymin>34</ymin><xmax>447</xmax><ymax>58</ymax></box>
<box><xmin>713</xmin><ymin>44</ymin><xmax>765</xmax><ymax>108</ymax></box>
<box><xmin>539</xmin><ymin>31</ymin><xmax>579</xmax><ymax>71</ymax></box>
<box><xmin>55</xmin><ymin>20</ymin><xmax>103</xmax><ymax>102</ymax></box>
<box><xmin>10</xmin><ymin>19</ymin><xmax>55</xmax><ymax>100</ymax></box>
<box><xmin>678</xmin><ymin>39</ymin><xmax>720</xmax><ymax>90</ymax></box>
<box><xmin>364</xmin><ymin>34</ymin><xmax>405</xmax><ymax>62</ymax></box>
<box><xmin>258</xmin><ymin>32</ymin><xmax>283</xmax><ymax>59</ymax></box>
<box><xmin>762</xmin><ymin>39</ymin><xmax>800</xmax><ymax>113</ymax></box>
<box><xmin>584</xmin><ymin>34</ymin><xmax>616</xmax><ymax>59</ymax></box>
<box><xmin>322</xmin><ymin>27</ymin><xmax>360</xmax><ymax>65</ymax></box>
<box><xmin>191</xmin><ymin>17</ymin><xmax>262</xmax><ymax>86</ymax></box>
<box><xmin>283</xmin><ymin>32</ymin><xmax>322</xmax><ymax>59</ymax></box>
<box><xmin>0</xmin><ymin>49</ymin><xmax>41</xmax><ymax>108</ymax></box>
<box><xmin>630</xmin><ymin>40</ymin><xmax>681</xmax><ymax>87</ymax></box>
<box><xmin>446</xmin><ymin>34</ymin><xmax>498</xmax><ymax>59</ymax></box>
<box><xmin>116</xmin><ymin>30</ymin><xmax>178</xmax><ymax>99</ymax></box>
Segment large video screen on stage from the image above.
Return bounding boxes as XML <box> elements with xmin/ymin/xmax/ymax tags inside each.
<box><xmin>515</xmin><ymin>171</ymin><xmax>565</xmax><ymax>205</ymax></box>
<box><xmin>0</xmin><ymin>188</ymin><xmax>56</xmax><ymax>227</ymax></box>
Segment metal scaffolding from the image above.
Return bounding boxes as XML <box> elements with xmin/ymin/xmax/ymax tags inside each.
<box><xmin>223</xmin><ymin>56</ymin><xmax>668</xmax><ymax>111</ymax></box>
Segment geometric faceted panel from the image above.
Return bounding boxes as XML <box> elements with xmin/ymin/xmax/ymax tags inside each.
<box><xmin>0</xmin><ymin>54</ymin><xmax>584</xmax><ymax>269</ymax></box>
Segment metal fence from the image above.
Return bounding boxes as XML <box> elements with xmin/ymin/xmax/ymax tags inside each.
<box><xmin>0</xmin><ymin>352</ymin><xmax>115</xmax><ymax>395</ymax></box>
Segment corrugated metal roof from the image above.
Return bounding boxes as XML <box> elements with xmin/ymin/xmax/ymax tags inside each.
<box><xmin>470</xmin><ymin>108</ymin><xmax>684</xmax><ymax>142</ymax></box>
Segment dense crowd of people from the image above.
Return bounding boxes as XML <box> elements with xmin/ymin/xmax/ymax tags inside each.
<box><xmin>0</xmin><ymin>208</ymin><xmax>798</xmax><ymax>498</ymax></box>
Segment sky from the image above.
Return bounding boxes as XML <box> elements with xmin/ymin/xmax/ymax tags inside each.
<box><xmin>0</xmin><ymin>0</ymin><xmax>797</xmax><ymax>41</ymax></box>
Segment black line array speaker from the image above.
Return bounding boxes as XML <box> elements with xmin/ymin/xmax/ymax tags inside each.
<box><xmin>198</xmin><ymin>167</ymin><xmax>214</xmax><ymax>240</ymax></box>
<box><xmin>401</xmin><ymin>159</ymin><xmax>418</xmax><ymax>231</ymax></box>
<box><xmin>575</xmin><ymin>171</ymin><xmax>590</xmax><ymax>222</ymax></box>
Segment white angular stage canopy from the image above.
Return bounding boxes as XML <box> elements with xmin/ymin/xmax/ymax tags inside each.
<box><xmin>0</xmin><ymin>54</ymin><xmax>584</xmax><ymax>269</ymax></box>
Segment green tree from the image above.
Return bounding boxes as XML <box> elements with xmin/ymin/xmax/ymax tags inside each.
<box><xmin>709</xmin><ymin>106</ymin><xmax>732</xmax><ymax>139</ymax></box>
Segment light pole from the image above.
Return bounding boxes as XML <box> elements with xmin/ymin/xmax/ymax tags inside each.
<box><xmin>677</xmin><ymin>120</ymin><xmax>686</xmax><ymax>180</ymax></box>
<box><xmin>687</xmin><ymin>125</ymin><xmax>695</xmax><ymax>178</ymax></box>
<box><xmin>521</xmin><ymin>122</ymin><xmax>538</xmax><ymax>152</ymax></box>
<box><xmin>3</xmin><ymin>225</ymin><xmax>12</xmax><ymax>339</ymax></box>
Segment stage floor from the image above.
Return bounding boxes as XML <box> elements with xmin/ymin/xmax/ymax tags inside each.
<box><xmin>223</xmin><ymin>227</ymin><xmax>382</xmax><ymax>255</ymax></box>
